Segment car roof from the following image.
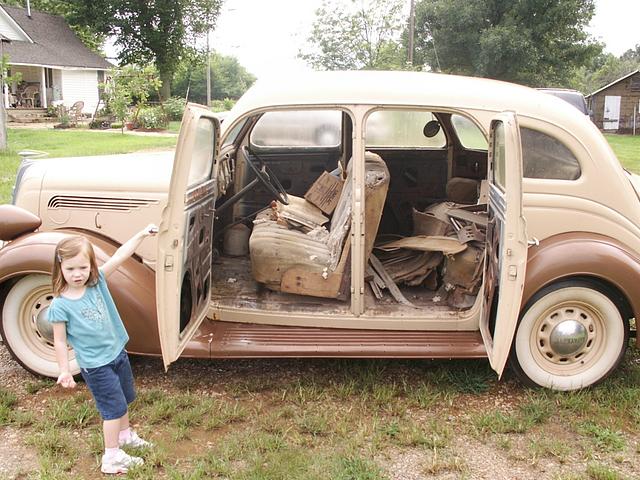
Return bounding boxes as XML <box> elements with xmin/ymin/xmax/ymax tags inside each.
<box><xmin>223</xmin><ymin>70</ymin><xmax>587</xmax><ymax>134</ymax></box>
<box><xmin>536</xmin><ymin>88</ymin><xmax>589</xmax><ymax>114</ymax></box>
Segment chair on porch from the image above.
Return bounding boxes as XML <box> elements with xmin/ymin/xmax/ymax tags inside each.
<box><xmin>68</xmin><ymin>101</ymin><xmax>84</xmax><ymax>125</ymax></box>
<box><xmin>20</xmin><ymin>85</ymin><xmax>40</xmax><ymax>108</ymax></box>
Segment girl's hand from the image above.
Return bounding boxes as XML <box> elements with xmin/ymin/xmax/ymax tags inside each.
<box><xmin>57</xmin><ymin>371</ymin><xmax>76</xmax><ymax>389</ymax></box>
<box><xmin>142</xmin><ymin>224</ymin><xmax>158</xmax><ymax>237</ymax></box>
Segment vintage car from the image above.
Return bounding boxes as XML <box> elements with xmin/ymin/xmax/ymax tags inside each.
<box><xmin>1</xmin><ymin>71</ymin><xmax>638</xmax><ymax>391</ymax></box>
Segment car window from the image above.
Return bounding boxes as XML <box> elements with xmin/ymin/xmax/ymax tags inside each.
<box><xmin>451</xmin><ymin>114</ymin><xmax>488</xmax><ymax>150</ymax></box>
<box><xmin>492</xmin><ymin>121</ymin><xmax>506</xmax><ymax>190</ymax></box>
<box><xmin>222</xmin><ymin>119</ymin><xmax>246</xmax><ymax>147</ymax></box>
<box><xmin>250</xmin><ymin>110</ymin><xmax>342</xmax><ymax>149</ymax></box>
<box><xmin>521</xmin><ymin>128</ymin><xmax>581</xmax><ymax>180</ymax></box>
<box><xmin>365</xmin><ymin>110</ymin><xmax>445</xmax><ymax>148</ymax></box>
<box><xmin>188</xmin><ymin>117</ymin><xmax>216</xmax><ymax>187</ymax></box>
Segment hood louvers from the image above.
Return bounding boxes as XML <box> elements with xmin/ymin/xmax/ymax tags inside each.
<box><xmin>47</xmin><ymin>195</ymin><xmax>158</xmax><ymax>212</ymax></box>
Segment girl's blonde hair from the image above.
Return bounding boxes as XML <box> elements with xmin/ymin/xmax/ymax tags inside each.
<box><xmin>51</xmin><ymin>236</ymin><xmax>99</xmax><ymax>296</ymax></box>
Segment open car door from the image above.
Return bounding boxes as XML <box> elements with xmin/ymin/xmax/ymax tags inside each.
<box><xmin>156</xmin><ymin>104</ymin><xmax>220</xmax><ymax>369</ymax></box>
<box><xmin>480</xmin><ymin>111</ymin><xmax>528</xmax><ymax>378</ymax></box>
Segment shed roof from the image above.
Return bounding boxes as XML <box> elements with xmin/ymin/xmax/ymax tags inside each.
<box><xmin>587</xmin><ymin>70</ymin><xmax>640</xmax><ymax>98</ymax></box>
<box><xmin>0</xmin><ymin>5</ymin><xmax>112</xmax><ymax>70</ymax></box>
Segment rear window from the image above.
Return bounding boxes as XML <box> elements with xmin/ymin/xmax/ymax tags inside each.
<box><xmin>250</xmin><ymin>110</ymin><xmax>342</xmax><ymax>149</ymax></box>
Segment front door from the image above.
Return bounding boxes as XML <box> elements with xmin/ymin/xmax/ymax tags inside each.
<box><xmin>480</xmin><ymin>111</ymin><xmax>527</xmax><ymax>378</ymax></box>
<box><xmin>156</xmin><ymin>104</ymin><xmax>220</xmax><ymax>369</ymax></box>
<box><xmin>603</xmin><ymin>95</ymin><xmax>621</xmax><ymax>130</ymax></box>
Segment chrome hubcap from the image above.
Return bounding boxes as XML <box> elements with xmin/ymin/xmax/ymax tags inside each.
<box><xmin>27</xmin><ymin>290</ymin><xmax>55</xmax><ymax>346</ymax></box>
<box><xmin>549</xmin><ymin>320</ymin><xmax>588</xmax><ymax>356</ymax></box>
<box><xmin>34</xmin><ymin>306</ymin><xmax>54</xmax><ymax>343</ymax></box>
<box><xmin>535</xmin><ymin>304</ymin><xmax>596</xmax><ymax>365</ymax></box>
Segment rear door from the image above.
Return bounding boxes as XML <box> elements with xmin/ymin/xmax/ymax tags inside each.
<box><xmin>480</xmin><ymin>111</ymin><xmax>528</xmax><ymax>378</ymax></box>
<box><xmin>156</xmin><ymin>104</ymin><xmax>220</xmax><ymax>369</ymax></box>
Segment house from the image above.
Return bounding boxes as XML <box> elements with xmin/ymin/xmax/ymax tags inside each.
<box><xmin>587</xmin><ymin>70</ymin><xmax>640</xmax><ymax>134</ymax></box>
<box><xmin>0</xmin><ymin>4</ymin><xmax>112</xmax><ymax>116</ymax></box>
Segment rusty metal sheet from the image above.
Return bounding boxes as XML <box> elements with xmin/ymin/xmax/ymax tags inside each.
<box><xmin>377</xmin><ymin>235</ymin><xmax>467</xmax><ymax>255</ymax></box>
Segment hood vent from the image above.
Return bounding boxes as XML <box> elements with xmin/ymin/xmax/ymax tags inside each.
<box><xmin>47</xmin><ymin>195</ymin><xmax>158</xmax><ymax>212</ymax></box>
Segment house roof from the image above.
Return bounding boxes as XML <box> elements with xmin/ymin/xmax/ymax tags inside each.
<box><xmin>587</xmin><ymin>70</ymin><xmax>640</xmax><ymax>98</ymax></box>
<box><xmin>0</xmin><ymin>5</ymin><xmax>112</xmax><ymax>70</ymax></box>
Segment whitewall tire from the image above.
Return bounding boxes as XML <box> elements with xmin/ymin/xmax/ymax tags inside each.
<box><xmin>511</xmin><ymin>280</ymin><xmax>628</xmax><ymax>391</ymax></box>
<box><xmin>1</xmin><ymin>274</ymin><xmax>79</xmax><ymax>378</ymax></box>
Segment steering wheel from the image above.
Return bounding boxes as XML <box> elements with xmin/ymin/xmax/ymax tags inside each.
<box><xmin>244</xmin><ymin>149</ymin><xmax>289</xmax><ymax>205</ymax></box>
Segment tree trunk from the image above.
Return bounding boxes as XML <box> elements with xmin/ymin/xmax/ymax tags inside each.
<box><xmin>159</xmin><ymin>70</ymin><xmax>172</xmax><ymax>101</ymax></box>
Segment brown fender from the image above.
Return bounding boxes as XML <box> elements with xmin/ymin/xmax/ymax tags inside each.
<box><xmin>523</xmin><ymin>232</ymin><xmax>640</xmax><ymax>346</ymax></box>
<box><xmin>0</xmin><ymin>229</ymin><xmax>161</xmax><ymax>355</ymax></box>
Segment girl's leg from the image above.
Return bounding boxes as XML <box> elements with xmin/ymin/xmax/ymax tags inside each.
<box><xmin>104</xmin><ymin>417</ymin><xmax>122</xmax><ymax>449</ymax></box>
<box><xmin>119</xmin><ymin>411</ymin><xmax>130</xmax><ymax>432</ymax></box>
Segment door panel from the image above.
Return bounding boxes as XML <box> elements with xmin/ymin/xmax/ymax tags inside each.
<box><xmin>480</xmin><ymin>112</ymin><xmax>527</xmax><ymax>378</ymax></box>
<box><xmin>603</xmin><ymin>96</ymin><xmax>621</xmax><ymax>130</ymax></box>
<box><xmin>156</xmin><ymin>104</ymin><xmax>220</xmax><ymax>369</ymax></box>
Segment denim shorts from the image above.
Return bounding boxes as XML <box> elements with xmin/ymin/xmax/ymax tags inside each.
<box><xmin>80</xmin><ymin>349</ymin><xmax>136</xmax><ymax>420</ymax></box>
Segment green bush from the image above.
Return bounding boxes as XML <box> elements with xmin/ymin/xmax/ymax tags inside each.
<box><xmin>163</xmin><ymin>97</ymin><xmax>186</xmax><ymax>121</ymax></box>
<box><xmin>135</xmin><ymin>106</ymin><xmax>168</xmax><ymax>129</ymax></box>
<box><xmin>210</xmin><ymin>98</ymin><xmax>235</xmax><ymax>112</ymax></box>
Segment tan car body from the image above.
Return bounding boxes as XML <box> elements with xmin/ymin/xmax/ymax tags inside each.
<box><xmin>1</xmin><ymin>71</ymin><xmax>639</xmax><ymax>390</ymax></box>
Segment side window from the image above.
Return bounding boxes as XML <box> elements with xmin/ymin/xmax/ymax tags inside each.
<box><xmin>492</xmin><ymin>121</ymin><xmax>506</xmax><ymax>190</ymax></box>
<box><xmin>188</xmin><ymin>118</ymin><xmax>216</xmax><ymax>187</ymax></box>
<box><xmin>366</xmin><ymin>110</ymin><xmax>446</xmax><ymax>148</ymax></box>
<box><xmin>521</xmin><ymin>128</ymin><xmax>581</xmax><ymax>180</ymax></box>
<box><xmin>451</xmin><ymin>114</ymin><xmax>487</xmax><ymax>150</ymax></box>
<box><xmin>250</xmin><ymin>110</ymin><xmax>342</xmax><ymax>149</ymax></box>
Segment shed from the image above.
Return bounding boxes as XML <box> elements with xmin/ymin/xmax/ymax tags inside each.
<box><xmin>587</xmin><ymin>70</ymin><xmax>640</xmax><ymax>134</ymax></box>
<box><xmin>0</xmin><ymin>4</ymin><xmax>113</xmax><ymax>115</ymax></box>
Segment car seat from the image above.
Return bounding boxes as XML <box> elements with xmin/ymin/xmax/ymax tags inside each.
<box><xmin>249</xmin><ymin>151</ymin><xmax>390</xmax><ymax>299</ymax></box>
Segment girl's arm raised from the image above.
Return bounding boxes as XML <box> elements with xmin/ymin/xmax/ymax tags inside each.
<box><xmin>102</xmin><ymin>224</ymin><xmax>158</xmax><ymax>278</ymax></box>
<box><xmin>52</xmin><ymin>323</ymin><xmax>76</xmax><ymax>388</ymax></box>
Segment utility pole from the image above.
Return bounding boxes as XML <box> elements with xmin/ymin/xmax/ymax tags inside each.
<box><xmin>408</xmin><ymin>0</ymin><xmax>416</xmax><ymax>66</ymax></box>
<box><xmin>206</xmin><ymin>31</ymin><xmax>211</xmax><ymax>108</ymax></box>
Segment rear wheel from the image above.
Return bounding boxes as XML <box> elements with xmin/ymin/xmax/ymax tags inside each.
<box><xmin>510</xmin><ymin>280</ymin><xmax>628</xmax><ymax>391</ymax></box>
<box><xmin>1</xmin><ymin>274</ymin><xmax>79</xmax><ymax>378</ymax></box>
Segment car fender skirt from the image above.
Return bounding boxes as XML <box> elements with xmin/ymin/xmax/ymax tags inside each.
<box><xmin>0</xmin><ymin>205</ymin><xmax>42</xmax><ymax>241</ymax></box>
<box><xmin>524</xmin><ymin>232</ymin><xmax>640</xmax><ymax>346</ymax></box>
<box><xmin>0</xmin><ymin>229</ymin><xmax>160</xmax><ymax>355</ymax></box>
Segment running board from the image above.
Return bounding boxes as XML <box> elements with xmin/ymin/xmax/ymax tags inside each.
<box><xmin>198</xmin><ymin>321</ymin><xmax>487</xmax><ymax>359</ymax></box>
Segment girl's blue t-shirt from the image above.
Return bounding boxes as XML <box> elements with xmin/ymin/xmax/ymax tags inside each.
<box><xmin>47</xmin><ymin>269</ymin><xmax>129</xmax><ymax>369</ymax></box>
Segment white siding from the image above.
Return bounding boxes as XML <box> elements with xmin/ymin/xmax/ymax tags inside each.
<box><xmin>60</xmin><ymin>69</ymin><xmax>99</xmax><ymax>113</ymax></box>
<box><xmin>0</xmin><ymin>10</ymin><xmax>30</xmax><ymax>41</ymax></box>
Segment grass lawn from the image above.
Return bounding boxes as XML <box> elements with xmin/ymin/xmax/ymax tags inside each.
<box><xmin>605</xmin><ymin>134</ymin><xmax>640</xmax><ymax>172</ymax></box>
<box><xmin>0</xmin><ymin>128</ymin><xmax>176</xmax><ymax>203</ymax></box>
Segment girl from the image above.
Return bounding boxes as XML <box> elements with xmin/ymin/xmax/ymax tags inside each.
<box><xmin>48</xmin><ymin>225</ymin><xmax>157</xmax><ymax>474</ymax></box>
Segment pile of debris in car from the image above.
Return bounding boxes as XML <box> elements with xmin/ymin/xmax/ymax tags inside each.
<box><xmin>369</xmin><ymin>202</ymin><xmax>487</xmax><ymax>309</ymax></box>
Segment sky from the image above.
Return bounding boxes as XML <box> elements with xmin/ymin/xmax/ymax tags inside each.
<box><xmin>210</xmin><ymin>0</ymin><xmax>640</xmax><ymax>79</ymax></box>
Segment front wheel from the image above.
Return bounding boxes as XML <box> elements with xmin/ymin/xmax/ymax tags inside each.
<box><xmin>1</xmin><ymin>274</ymin><xmax>79</xmax><ymax>378</ymax></box>
<box><xmin>510</xmin><ymin>280</ymin><xmax>629</xmax><ymax>391</ymax></box>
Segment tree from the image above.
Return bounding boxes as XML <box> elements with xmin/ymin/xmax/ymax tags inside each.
<box><xmin>412</xmin><ymin>0</ymin><xmax>601</xmax><ymax>86</ymax></box>
<box><xmin>101</xmin><ymin>64</ymin><xmax>162</xmax><ymax>132</ymax></box>
<box><xmin>570</xmin><ymin>45</ymin><xmax>640</xmax><ymax>94</ymax></box>
<box><xmin>71</xmin><ymin>0</ymin><xmax>223</xmax><ymax>99</ymax></box>
<box><xmin>299</xmin><ymin>0</ymin><xmax>406</xmax><ymax>71</ymax></box>
<box><xmin>172</xmin><ymin>51</ymin><xmax>256</xmax><ymax>105</ymax></box>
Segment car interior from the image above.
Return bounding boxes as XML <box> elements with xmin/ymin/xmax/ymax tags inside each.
<box><xmin>208</xmin><ymin>108</ymin><xmax>490</xmax><ymax>317</ymax></box>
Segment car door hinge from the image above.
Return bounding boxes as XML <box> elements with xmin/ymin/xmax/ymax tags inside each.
<box><xmin>508</xmin><ymin>265</ymin><xmax>517</xmax><ymax>280</ymax></box>
<box><xmin>164</xmin><ymin>255</ymin><xmax>174</xmax><ymax>271</ymax></box>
